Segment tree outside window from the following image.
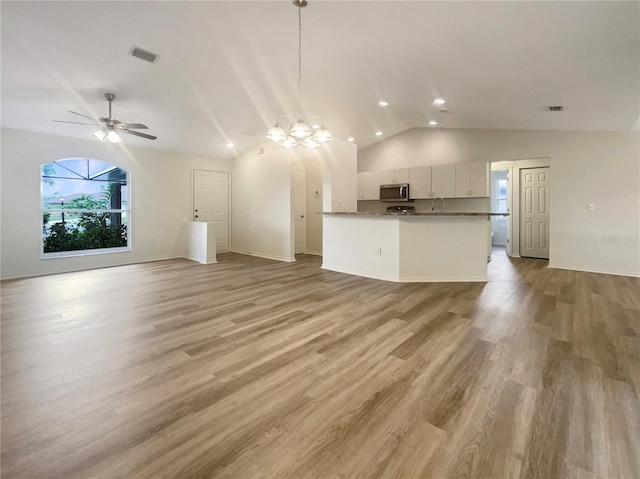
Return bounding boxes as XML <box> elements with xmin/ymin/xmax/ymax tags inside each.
<box><xmin>42</xmin><ymin>158</ymin><xmax>130</xmax><ymax>256</ymax></box>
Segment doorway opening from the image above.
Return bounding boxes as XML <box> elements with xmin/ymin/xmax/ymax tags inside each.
<box><xmin>291</xmin><ymin>158</ymin><xmax>323</xmax><ymax>257</ymax></box>
<box><xmin>491</xmin><ymin>158</ymin><xmax>551</xmax><ymax>260</ymax></box>
<box><xmin>490</xmin><ymin>169</ymin><xmax>509</xmax><ymax>256</ymax></box>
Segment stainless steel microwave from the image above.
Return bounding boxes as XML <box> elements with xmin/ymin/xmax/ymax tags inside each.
<box><xmin>380</xmin><ymin>184</ymin><xmax>410</xmax><ymax>202</ymax></box>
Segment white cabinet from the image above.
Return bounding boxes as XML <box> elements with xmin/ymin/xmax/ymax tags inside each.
<box><xmin>431</xmin><ymin>164</ymin><xmax>456</xmax><ymax>198</ymax></box>
<box><xmin>357</xmin><ymin>171</ymin><xmax>381</xmax><ymax>200</ymax></box>
<box><xmin>455</xmin><ymin>160</ymin><xmax>489</xmax><ymax>197</ymax></box>
<box><xmin>360</xmin><ymin>162</ymin><xmax>487</xmax><ymax>201</ymax></box>
<box><xmin>409</xmin><ymin>166</ymin><xmax>432</xmax><ymax>199</ymax></box>
<box><xmin>380</xmin><ymin>168</ymin><xmax>409</xmax><ymax>185</ymax></box>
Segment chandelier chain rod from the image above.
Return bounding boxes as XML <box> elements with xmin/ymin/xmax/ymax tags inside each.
<box><xmin>298</xmin><ymin>5</ymin><xmax>302</xmax><ymax>115</ymax></box>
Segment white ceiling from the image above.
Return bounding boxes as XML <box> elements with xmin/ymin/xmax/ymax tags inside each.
<box><xmin>2</xmin><ymin>1</ymin><xmax>638</xmax><ymax>159</ymax></box>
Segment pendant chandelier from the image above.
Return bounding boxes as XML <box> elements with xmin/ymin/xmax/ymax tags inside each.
<box><xmin>266</xmin><ymin>0</ymin><xmax>332</xmax><ymax>148</ymax></box>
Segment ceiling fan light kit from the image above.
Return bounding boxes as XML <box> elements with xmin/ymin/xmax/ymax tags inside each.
<box><xmin>93</xmin><ymin>129</ymin><xmax>122</xmax><ymax>143</ymax></box>
<box><xmin>266</xmin><ymin>0</ymin><xmax>332</xmax><ymax>149</ymax></box>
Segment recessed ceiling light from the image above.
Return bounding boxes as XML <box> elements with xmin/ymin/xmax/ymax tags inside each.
<box><xmin>378</xmin><ymin>101</ymin><xmax>388</xmax><ymax>107</ymax></box>
<box><xmin>226</xmin><ymin>143</ymin><xmax>235</xmax><ymax>148</ymax></box>
<box><xmin>347</xmin><ymin>137</ymin><xmax>355</xmax><ymax>142</ymax></box>
<box><xmin>429</xmin><ymin>121</ymin><xmax>438</xmax><ymax>126</ymax></box>
<box><xmin>433</xmin><ymin>98</ymin><xmax>446</xmax><ymax>105</ymax></box>
<box><xmin>375</xmin><ymin>131</ymin><xmax>383</xmax><ymax>136</ymax></box>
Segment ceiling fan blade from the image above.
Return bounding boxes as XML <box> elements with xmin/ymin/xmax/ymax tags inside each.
<box><xmin>121</xmin><ymin>128</ymin><xmax>157</xmax><ymax>140</ymax></box>
<box><xmin>53</xmin><ymin>120</ymin><xmax>101</xmax><ymax>126</ymax></box>
<box><xmin>69</xmin><ymin>110</ymin><xmax>99</xmax><ymax>122</ymax></box>
<box><xmin>117</xmin><ymin>123</ymin><xmax>148</xmax><ymax>130</ymax></box>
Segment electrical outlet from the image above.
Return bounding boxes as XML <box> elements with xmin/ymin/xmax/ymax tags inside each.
<box><xmin>587</xmin><ymin>203</ymin><xmax>595</xmax><ymax>212</ymax></box>
<box><xmin>376</xmin><ymin>247</ymin><xmax>382</xmax><ymax>255</ymax></box>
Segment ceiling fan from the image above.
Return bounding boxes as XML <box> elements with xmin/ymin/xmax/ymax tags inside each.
<box><xmin>53</xmin><ymin>92</ymin><xmax>157</xmax><ymax>142</ymax></box>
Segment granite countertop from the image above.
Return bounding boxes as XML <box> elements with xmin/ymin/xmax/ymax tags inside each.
<box><xmin>323</xmin><ymin>211</ymin><xmax>509</xmax><ymax>217</ymax></box>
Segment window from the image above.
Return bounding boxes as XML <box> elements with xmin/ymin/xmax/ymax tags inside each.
<box><xmin>496</xmin><ymin>178</ymin><xmax>508</xmax><ymax>213</ymax></box>
<box><xmin>42</xmin><ymin>158</ymin><xmax>130</xmax><ymax>257</ymax></box>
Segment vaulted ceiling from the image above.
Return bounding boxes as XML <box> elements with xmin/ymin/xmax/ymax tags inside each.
<box><xmin>2</xmin><ymin>1</ymin><xmax>638</xmax><ymax>159</ymax></box>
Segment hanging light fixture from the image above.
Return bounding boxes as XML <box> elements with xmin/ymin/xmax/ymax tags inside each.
<box><xmin>266</xmin><ymin>0</ymin><xmax>332</xmax><ymax>148</ymax></box>
<box><xmin>93</xmin><ymin>128</ymin><xmax>122</xmax><ymax>144</ymax></box>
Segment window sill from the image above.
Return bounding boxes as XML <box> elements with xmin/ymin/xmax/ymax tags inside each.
<box><xmin>41</xmin><ymin>246</ymin><xmax>131</xmax><ymax>260</ymax></box>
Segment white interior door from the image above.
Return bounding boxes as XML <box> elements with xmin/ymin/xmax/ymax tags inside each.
<box><xmin>520</xmin><ymin>167</ymin><xmax>549</xmax><ymax>259</ymax></box>
<box><xmin>292</xmin><ymin>161</ymin><xmax>307</xmax><ymax>255</ymax></box>
<box><xmin>193</xmin><ymin>169</ymin><xmax>229</xmax><ymax>252</ymax></box>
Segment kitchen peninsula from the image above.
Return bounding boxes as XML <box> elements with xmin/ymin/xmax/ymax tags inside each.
<box><xmin>322</xmin><ymin>212</ymin><xmax>508</xmax><ymax>282</ymax></box>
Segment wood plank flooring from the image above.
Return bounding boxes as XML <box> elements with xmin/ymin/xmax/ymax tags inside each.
<box><xmin>1</xmin><ymin>253</ymin><xmax>639</xmax><ymax>478</ymax></box>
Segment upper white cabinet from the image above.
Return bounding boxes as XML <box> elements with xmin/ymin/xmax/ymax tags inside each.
<box><xmin>455</xmin><ymin>160</ymin><xmax>489</xmax><ymax>197</ymax></box>
<box><xmin>357</xmin><ymin>161</ymin><xmax>488</xmax><ymax>201</ymax></box>
<box><xmin>408</xmin><ymin>166</ymin><xmax>432</xmax><ymax>199</ymax></box>
<box><xmin>431</xmin><ymin>164</ymin><xmax>456</xmax><ymax>198</ymax></box>
<box><xmin>357</xmin><ymin>171</ymin><xmax>381</xmax><ymax>200</ymax></box>
<box><xmin>380</xmin><ymin>168</ymin><xmax>409</xmax><ymax>185</ymax></box>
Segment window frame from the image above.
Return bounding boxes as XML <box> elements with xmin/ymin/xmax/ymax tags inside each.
<box><xmin>41</xmin><ymin>159</ymin><xmax>131</xmax><ymax>259</ymax></box>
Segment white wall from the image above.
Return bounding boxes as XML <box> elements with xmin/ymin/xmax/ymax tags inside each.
<box><xmin>359</xmin><ymin>128</ymin><xmax>640</xmax><ymax>277</ymax></box>
<box><xmin>320</xmin><ymin>140</ymin><xmax>358</xmax><ymax>213</ymax></box>
<box><xmin>0</xmin><ymin>128</ymin><xmax>231</xmax><ymax>279</ymax></box>
<box><xmin>231</xmin><ymin>139</ymin><xmax>357</xmax><ymax>262</ymax></box>
<box><xmin>231</xmin><ymin>142</ymin><xmax>296</xmax><ymax>262</ymax></box>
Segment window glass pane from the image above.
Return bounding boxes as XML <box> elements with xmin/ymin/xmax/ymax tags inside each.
<box><xmin>42</xmin><ymin>161</ymin><xmax>83</xmax><ymax>179</ymax></box>
<box><xmin>497</xmin><ymin>179</ymin><xmax>507</xmax><ymax>199</ymax></box>
<box><xmin>42</xmin><ymin>179</ymin><xmax>125</xmax><ymax>210</ymax></box>
<box><xmin>55</xmin><ymin>159</ymin><xmax>90</xmax><ymax>178</ymax></box>
<box><xmin>91</xmin><ymin>167</ymin><xmax>127</xmax><ymax>183</ymax></box>
<box><xmin>121</xmin><ymin>185</ymin><xmax>128</xmax><ymax>209</ymax></box>
<box><xmin>88</xmin><ymin>160</ymin><xmax>117</xmax><ymax>178</ymax></box>
<box><xmin>43</xmin><ymin>211</ymin><xmax>128</xmax><ymax>253</ymax></box>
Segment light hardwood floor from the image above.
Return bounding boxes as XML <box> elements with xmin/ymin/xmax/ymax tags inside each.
<box><xmin>1</xmin><ymin>253</ymin><xmax>639</xmax><ymax>478</ymax></box>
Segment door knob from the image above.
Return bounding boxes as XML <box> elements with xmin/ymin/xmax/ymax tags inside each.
<box><xmin>195</xmin><ymin>209</ymin><xmax>198</xmax><ymax>212</ymax></box>
<box><xmin>195</xmin><ymin>215</ymin><xmax>199</xmax><ymax>219</ymax></box>
<box><xmin>301</xmin><ymin>215</ymin><xmax>305</xmax><ymax>218</ymax></box>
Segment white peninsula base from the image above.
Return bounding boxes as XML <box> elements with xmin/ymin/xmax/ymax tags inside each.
<box><xmin>322</xmin><ymin>213</ymin><xmax>492</xmax><ymax>282</ymax></box>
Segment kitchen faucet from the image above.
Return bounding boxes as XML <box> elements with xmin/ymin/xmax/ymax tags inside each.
<box><xmin>430</xmin><ymin>197</ymin><xmax>446</xmax><ymax>212</ymax></box>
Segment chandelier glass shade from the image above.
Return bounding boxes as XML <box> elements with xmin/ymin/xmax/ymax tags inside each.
<box><xmin>267</xmin><ymin>0</ymin><xmax>332</xmax><ymax>148</ymax></box>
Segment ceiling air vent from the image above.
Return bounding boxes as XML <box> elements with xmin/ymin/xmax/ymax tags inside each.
<box><xmin>129</xmin><ymin>46</ymin><xmax>160</xmax><ymax>64</ymax></box>
<box><xmin>548</xmin><ymin>106</ymin><xmax>564</xmax><ymax>112</ymax></box>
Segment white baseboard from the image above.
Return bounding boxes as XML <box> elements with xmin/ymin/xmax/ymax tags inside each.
<box><xmin>322</xmin><ymin>264</ymin><xmax>488</xmax><ymax>283</ymax></box>
<box><xmin>304</xmin><ymin>250</ymin><xmax>323</xmax><ymax>256</ymax></box>
<box><xmin>548</xmin><ymin>263</ymin><xmax>640</xmax><ymax>278</ymax></box>
<box><xmin>400</xmin><ymin>275</ymin><xmax>488</xmax><ymax>283</ymax></box>
<box><xmin>1</xmin><ymin>254</ymin><xmax>178</xmax><ymax>280</ymax></box>
<box><xmin>322</xmin><ymin>264</ymin><xmax>397</xmax><ymax>282</ymax></box>
<box><xmin>230</xmin><ymin>249</ymin><xmax>295</xmax><ymax>263</ymax></box>
<box><xmin>182</xmin><ymin>256</ymin><xmax>217</xmax><ymax>265</ymax></box>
